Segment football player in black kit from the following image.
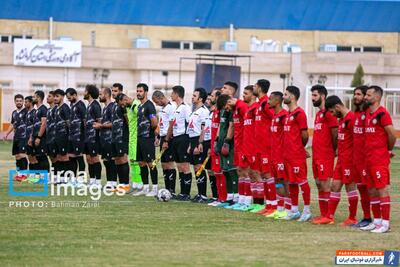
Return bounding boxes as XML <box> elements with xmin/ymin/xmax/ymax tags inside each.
<box><xmin>132</xmin><ymin>83</ymin><xmax>159</xmax><ymax>197</ymax></box>
<box><xmin>111</xmin><ymin>84</ymin><xmax>131</xmax><ymax>192</ymax></box>
<box><xmin>53</xmin><ymin>89</ymin><xmax>71</xmax><ymax>183</ymax></box>
<box><xmin>4</xmin><ymin>94</ymin><xmax>28</xmax><ymax>170</ymax></box>
<box><xmin>83</xmin><ymin>85</ymin><xmax>102</xmax><ymax>186</ymax></box>
<box><xmin>24</xmin><ymin>96</ymin><xmax>37</xmax><ymax>170</ymax></box>
<box><xmin>94</xmin><ymin>87</ymin><xmax>117</xmax><ymax>189</ymax></box>
<box><xmin>31</xmin><ymin>90</ymin><xmax>49</xmax><ymax>171</ymax></box>
<box><xmin>46</xmin><ymin>91</ymin><xmax>58</xmax><ymax>175</ymax></box>
<box><xmin>66</xmin><ymin>88</ymin><xmax>86</xmax><ymax>175</ymax></box>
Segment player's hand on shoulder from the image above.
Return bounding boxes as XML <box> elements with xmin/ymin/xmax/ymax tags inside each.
<box><xmin>154</xmin><ymin>138</ymin><xmax>160</xmax><ymax>147</ymax></box>
<box><xmin>93</xmin><ymin>122</ymin><xmax>102</xmax><ymax>129</ymax></box>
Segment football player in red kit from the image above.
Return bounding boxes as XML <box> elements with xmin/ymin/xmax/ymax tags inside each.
<box><xmin>360</xmin><ymin>86</ymin><xmax>396</xmax><ymax>233</ymax></box>
<box><xmin>282</xmin><ymin>86</ymin><xmax>311</xmax><ymax>222</ymax></box>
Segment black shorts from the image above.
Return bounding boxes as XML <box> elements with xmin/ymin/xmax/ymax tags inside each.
<box><xmin>137</xmin><ymin>137</ymin><xmax>156</xmax><ymax>162</ymax></box>
<box><xmin>171</xmin><ymin>134</ymin><xmax>190</xmax><ymax>163</ymax></box>
<box><xmin>55</xmin><ymin>139</ymin><xmax>69</xmax><ymax>156</ymax></box>
<box><xmin>69</xmin><ymin>141</ymin><xmax>84</xmax><ymax>155</ymax></box>
<box><xmin>160</xmin><ymin>136</ymin><xmax>174</xmax><ymax>163</ymax></box>
<box><xmin>27</xmin><ymin>144</ymin><xmax>35</xmax><ymax>156</ymax></box>
<box><xmin>84</xmin><ymin>142</ymin><xmax>100</xmax><ymax>156</ymax></box>
<box><xmin>12</xmin><ymin>139</ymin><xmax>26</xmax><ymax>155</ymax></box>
<box><xmin>112</xmin><ymin>142</ymin><xmax>128</xmax><ymax>157</ymax></box>
<box><xmin>33</xmin><ymin>138</ymin><xmax>47</xmax><ymax>156</ymax></box>
<box><xmin>188</xmin><ymin>137</ymin><xmax>208</xmax><ymax>165</ymax></box>
<box><xmin>101</xmin><ymin>142</ymin><xmax>113</xmax><ymax>160</ymax></box>
<box><xmin>203</xmin><ymin>140</ymin><xmax>211</xmax><ymax>170</ymax></box>
<box><xmin>46</xmin><ymin>143</ymin><xmax>57</xmax><ymax>157</ymax></box>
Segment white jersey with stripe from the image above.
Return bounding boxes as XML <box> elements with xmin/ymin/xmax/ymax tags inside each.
<box><xmin>159</xmin><ymin>102</ymin><xmax>176</xmax><ymax>137</ymax></box>
<box><xmin>172</xmin><ymin>103</ymin><xmax>191</xmax><ymax>137</ymax></box>
<box><xmin>186</xmin><ymin>105</ymin><xmax>209</xmax><ymax>138</ymax></box>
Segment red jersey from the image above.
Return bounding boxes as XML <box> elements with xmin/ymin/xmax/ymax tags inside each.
<box><xmin>254</xmin><ymin>95</ymin><xmax>274</xmax><ymax>154</ymax></box>
<box><xmin>270</xmin><ymin>109</ymin><xmax>288</xmax><ymax>162</ymax></box>
<box><xmin>353</xmin><ymin>110</ymin><xmax>367</xmax><ymax>164</ymax></box>
<box><xmin>232</xmin><ymin>99</ymin><xmax>248</xmax><ymax>152</ymax></box>
<box><xmin>365</xmin><ymin>106</ymin><xmax>393</xmax><ymax>166</ymax></box>
<box><xmin>210</xmin><ymin>109</ymin><xmax>220</xmax><ymax>156</ymax></box>
<box><xmin>337</xmin><ymin>111</ymin><xmax>354</xmax><ymax>164</ymax></box>
<box><xmin>283</xmin><ymin>106</ymin><xmax>308</xmax><ymax>161</ymax></box>
<box><xmin>312</xmin><ymin>109</ymin><xmax>338</xmax><ymax>160</ymax></box>
<box><xmin>242</xmin><ymin>102</ymin><xmax>258</xmax><ymax>155</ymax></box>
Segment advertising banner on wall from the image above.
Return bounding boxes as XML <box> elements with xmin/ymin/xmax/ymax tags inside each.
<box><xmin>13</xmin><ymin>39</ymin><xmax>82</xmax><ymax>68</ymax></box>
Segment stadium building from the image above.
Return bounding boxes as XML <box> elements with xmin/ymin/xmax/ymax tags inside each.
<box><xmin>1</xmin><ymin>0</ymin><xmax>400</xmax><ymax>130</ymax></box>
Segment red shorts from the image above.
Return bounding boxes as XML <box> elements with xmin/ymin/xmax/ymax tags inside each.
<box><xmin>284</xmin><ymin>160</ymin><xmax>307</xmax><ymax>183</ymax></box>
<box><xmin>234</xmin><ymin>144</ymin><xmax>242</xmax><ymax>166</ymax></box>
<box><xmin>256</xmin><ymin>153</ymin><xmax>271</xmax><ymax>174</ymax></box>
<box><xmin>211</xmin><ymin>154</ymin><xmax>222</xmax><ymax>173</ymax></box>
<box><xmin>271</xmin><ymin>160</ymin><xmax>286</xmax><ymax>180</ymax></box>
<box><xmin>353</xmin><ymin>163</ymin><xmax>368</xmax><ymax>185</ymax></box>
<box><xmin>239</xmin><ymin>154</ymin><xmax>257</xmax><ymax>170</ymax></box>
<box><xmin>312</xmin><ymin>159</ymin><xmax>334</xmax><ymax>181</ymax></box>
<box><xmin>366</xmin><ymin>165</ymin><xmax>390</xmax><ymax>189</ymax></box>
<box><xmin>333</xmin><ymin>161</ymin><xmax>354</xmax><ymax>184</ymax></box>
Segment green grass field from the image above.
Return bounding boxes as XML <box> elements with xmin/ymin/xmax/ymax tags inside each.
<box><xmin>0</xmin><ymin>141</ymin><xmax>399</xmax><ymax>267</ymax></box>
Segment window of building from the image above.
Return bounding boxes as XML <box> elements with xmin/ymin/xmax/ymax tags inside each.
<box><xmin>161</xmin><ymin>40</ymin><xmax>212</xmax><ymax>50</ymax></box>
<box><xmin>1</xmin><ymin>36</ymin><xmax>10</xmax><ymax>43</ymax></box>
<box><xmin>162</xmin><ymin>41</ymin><xmax>181</xmax><ymax>49</ymax></box>
<box><xmin>193</xmin><ymin>42</ymin><xmax>212</xmax><ymax>50</ymax></box>
<box><xmin>337</xmin><ymin>46</ymin><xmax>352</xmax><ymax>52</ymax></box>
<box><xmin>363</xmin><ymin>46</ymin><xmax>382</xmax><ymax>53</ymax></box>
<box><xmin>31</xmin><ymin>83</ymin><xmax>58</xmax><ymax>91</ymax></box>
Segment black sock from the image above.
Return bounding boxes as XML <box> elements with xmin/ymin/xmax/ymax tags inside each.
<box><xmin>150</xmin><ymin>167</ymin><xmax>158</xmax><ymax>185</ymax></box>
<box><xmin>228</xmin><ymin>170</ymin><xmax>238</xmax><ymax>194</ymax></box>
<box><xmin>178</xmin><ymin>172</ymin><xmax>184</xmax><ymax>195</ymax></box>
<box><xmin>16</xmin><ymin>158</ymin><xmax>28</xmax><ymax>170</ymax></box>
<box><xmin>163</xmin><ymin>169</ymin><xmax>170</xmax><ymax>190</ymax></box>
<box><xmin>196</xmin><ymin>170</ymin><xmax>207</xmax><ymax>197</ymax></box>
<box><xmin>104</xmin><ymin>160</ymin><xmax>117</xmax><ymax>182</ymax></box>
<box><xmin>29</xmin><ymin>163</ymin><xmax>39</xmax><ymax>170</ymax></box>
<box><xmin>169</xmin><ymin>169</ymin><xmax>176</xmax><ymax>194</ymax></box>
<box><xmin>140</xmin><ymin>165</ymin><xmax>149</xmax><ymax>185</ymax></box>
<box><xmin>38</xmin><ymin>156</ymin><xmax>50</xmax><ymax>172</ymax></box>
<box><xmin>184</xmin><ymin>172</ymin><xmax>192</xmax><ymax>195</ymax></box>
<box><xmin>209</xmin><ymin>175</ymin><xmax>218</xmax><ymax>198</ymax></box>
<box><xmin>88</xmin><ymin>163</ymin><xmax>95</xmax><ymax>179</ymax></box>
<box><xmin>93</xmin><ymin>162</ymin><xmax>102</xmax><ymax>180</ymax></box>
<box><xmin>76</xmin><ymin>156</ymin><xmax>85</xmax><ymax>172</ymax></box>
<box><xmin>52</xmin><ymin>161</ymin><xmax>59</xmax><ymax>176</ymax></box>
<box><xmin>117</xmin><ymin>162</ymin><xmax>130</xmax><ymax>184</ymax></box>
<box><xmin>70</xmin><ymin>158</ymin><xmax>78</xmax><ymax>175</ymax></box>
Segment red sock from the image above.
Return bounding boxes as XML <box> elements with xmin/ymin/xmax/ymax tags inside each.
<box><xmin>238</xmin><ymin>177</ymin><xmax>245</xmax><ymax>195</ymax></box>
<box><xmin>244</xmin><ymin>178</ymin><xmax>252</xmax><ymax>196</ymax></box>
<box><xmin>263</xmin><ymin>178</ymin><xmax>269</xmax><ymax>200</ymax></box>
<box><xmin>318</xmin><ymin>191</ymin><xmax>330</xmax><ymax>217</ymax></box>
<box><xmin>250</xmin><ymin>182</ymin><xmax>257</xmax><ymax>199</ymax></box>
<box><xmin>299</xmin><ymin>180</ymin><xmax>311</xmax><ymax>206</ymax></box>
<box><xmin>284</xmin><ymin>197</ymin><xmax>292</xmax><ymax>211</ymax></box>
<box><xmin>289</xmin><ymin>183</ymin><xmax>299</xmax><ymax>206</ymax></box>
<box><xmin>267</xmin><ymin>178</ymin><xmax>277</xmax><ymax>209</ymax></box>
<box><xmin>347</xmin><ymin>190</ymin><xmax>359</xmax><ymax>220</ymax></box>
<box><xmin>216</xmin><ymin>173</ymin><xmax>227</xmax><ymax>201</ymax></box>
<box><xmin>277</xmin><ymin>194</ymin><xmax>284</xmax><ymax>209</ymax></box>
<box><xmin>370</xmin><ymin>197</ymin><xmax>381</xmax><ymax>220</ymax></box>
<box><xmin>380</xmin><ymin>196</ymin><xmax>391</xmax><ymax>221</ymax></box>
<box><xmin>357</xmin><ymin>184</ymin><xmax>371</xmax><ymax>219</ymax></box>
<box><xmin>327</xmin><ymin>192</ymin><xmax>341</xmax><ymax>219</ymax></box>
<box><xmin>256</xmin><ymin>182</ymin><xmax>265</xmax><ymax>200</ymax></box>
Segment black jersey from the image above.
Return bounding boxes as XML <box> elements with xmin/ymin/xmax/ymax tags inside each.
<box><xmin>25</xmin><ymin>108</ymin><xmax>36</xmax><ymax>140</ymax></box>
<box><xmin>137</xmin><ymin>100</ymin><xmax>157</xmax><ymax>138</ymax></box>
<box><xmin>85</xmin><ymin>100</ymin><xmax>101</xmax><ymax>143</ymax></box>
<box><xmin>112</xmin><ymin>105</ymin><xmax>128</xmax><ymax>144</ymax></box>
<box><xmin>32</xmin><ymin>104</ymin><xmax>47</xmax><ymax>138</ymax></box>
<box><xmin>11</xmin><ymin>108</ymin><xmax>27</xmax><ymax>141</ymax></box>
<box><xmin>69</xmin><ymin>100</ymin><xmax>86</xmax><ymax>143</ymax></box>
<box><xmin>46</xmin><ymin>106</ymin><xmax>57</xmax><ymax>145</ymax></box>
<box><xmin>55</xmin><ymin>103</ymin><xmax>70</xmax><ymax>141</ymax></box>
<box><xmin>100</xmin><ymin>102</ymin><xmax>115</xmax><ymax>144</ymax></box>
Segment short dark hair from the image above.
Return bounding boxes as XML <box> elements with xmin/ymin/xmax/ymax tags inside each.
<box><xmin>325</xmin><ymin>95</ymin><xmax>343</xmax><ymax>110</ymax></box>
<box><xmin>25</xmin><ymin>96</ymin><xmax>33</xmax><ymax>102</ymax></box>
<box><xmin>14</xmin><ymin>94</ymin><xmax>24</xmax><ymax>100</ymax></box>
<box><xmin>224</xmin><ymin>81</ymin><xmax>238</xmax><ymax>93</ymax></box>
<box><xmin>194</xmin><ymin>88</ymin><xmax>207</xmax><ymax>103</ymax></box>
<box><xmin>270</xmin><ymin>91</ymin><xmax>283</xmax><ymax>102</ymax></box>
<box><xmin>54</xmin><ymin>89</ymin><xmax>65</xmax><ymax>96</ymax></box>
<box><xmin>172</xmin><ymin>85</ymin><xmax>185</xmax><ymax>98</ymax></box>
<box><xmin>354</xmin><ymin>85</ymin><xmax>368</xmax><ymax>95</ymax></box>
<box><xmin>244</xmin><ymin>85</ymin><xmax>255</xmax><ymax>96</ymax></box>
<box><xmin>113</xmin><ymin>83</ymin><xmax>123</xmax><ymax>91</ymax></box>
<box><xmin>152</xmin><ymin>90</ymin><xmax>164</xmax><ymax>99</ymax></box>
<box><xmin>137</xmin><ymin>83</ymin><xmax>149</xmax><ymax>92</ymax></box>
<box><xmin>216</xmin><ymin>94</ymin><xmax>230</xmax><ymax>111</ymax></box>
<box><xmin>48</xmin><ymin>90</ymin><xmax>55</xmax><ymax>96</ymax></box>
<box><xmin>85</xmin><ymin>84</ymin><xmax>99</xmax><ymax>99</ymax></box>
<box><xmin>65</xmin><ymin>88</ymin><xmax>77</xmax><ymax>96</ymax></box>
<box><xmin>286</xmin><ymin>86</ymin><xmax>300</xmax><ymax>100</ymax></box>
<box><xmin>310</xmin><ymin>84</ymin><xmax>328</xmax><ymax>97</ymax></box>
<box><xmin>115</xmin><ymin>93</ymin><xmax>126</xmax><ymax>103</ymax></box>
<box><xmin>34</xmin><ymin>90</ymin><xmax>45</xmax><ymax>101</ymax></box>
<box><xmin>368</xmin><ymin>85</ymin><xmax>383</xmax><ymax>97</ymax></box>
<box><xmin>256</xmin><ymin>79</ymin><xmax>270</xmax><ymax>94</ymax></box>
<box><xmin>212</xmin><ymin>87</ymin><xmax>221</xmax><ymax>98</ymax></box>
<box><xmin>102</xmin><ymin>87</ymin><xmax>111</xmax><ymax>97</ymax></box>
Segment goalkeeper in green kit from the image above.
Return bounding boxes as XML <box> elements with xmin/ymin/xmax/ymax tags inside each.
<box><xmin>126</xmin><ymin>97</ymin><xmax>143</xmax><ymax>190</ymax></box>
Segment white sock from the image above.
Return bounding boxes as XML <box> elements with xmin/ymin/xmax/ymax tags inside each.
<box><xmin>96</xmin><ymin>179</ymin><xmax>102</xmax><ymax>185</ymax></box>
<box><xmin>381</xmin><ymin>220</ymin><xmax>390</xmax><ymax>228</ymax></box>
<box><xmin>227</xmin><ymin>193</ymin><xmax>234</xmax><ymax>201</ymax></box>
<box><xmin>238</xmin><ymin>195</ymin><xmax>244</xmax><ymax>204</ymax></box>
<box><xmin>245</xmin><ymin>196</ymin><xmax>252</xmax><ymax>206</ymax></box>
<box><xmin>303</xmin><ymin>205</ymin><xmax>310</xmax><ymax>214</ymax></box>
<box><xmin>152</xmin><ymin>184</ymin><xmax>158</xmax><ymax>192</ymax></box>
<box><xmin>143</xmin><ymin>184</ymin><xmax>149</xmax><ymax>191</ymax></box>
<box><xmin>111</xmin><ymin>181</ymin><xmax>117</xmax><ymax>187</ymax></box>
<box><xmin>278</xmin><ymin>206</ymin><xmax>284</xmax><ymax>212</ymax></box>
<box><xmin>291</xmin><ymin>205</ymin><xmax>299</xmax><ymax>213</ymax></box>
<box><xmin>89</xmin><ymin>178</ymin><xmax>96</xmax><ymax>184</ymax></box>
<box><xmin>373</xmin><ymin>218</ymin><xmax>382</xmax><ymax>225</ymax></box>
<box><xmin>233</xmin><ymin>193</ymin><xmax>239</xmax><ymax>203</ymax></box>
